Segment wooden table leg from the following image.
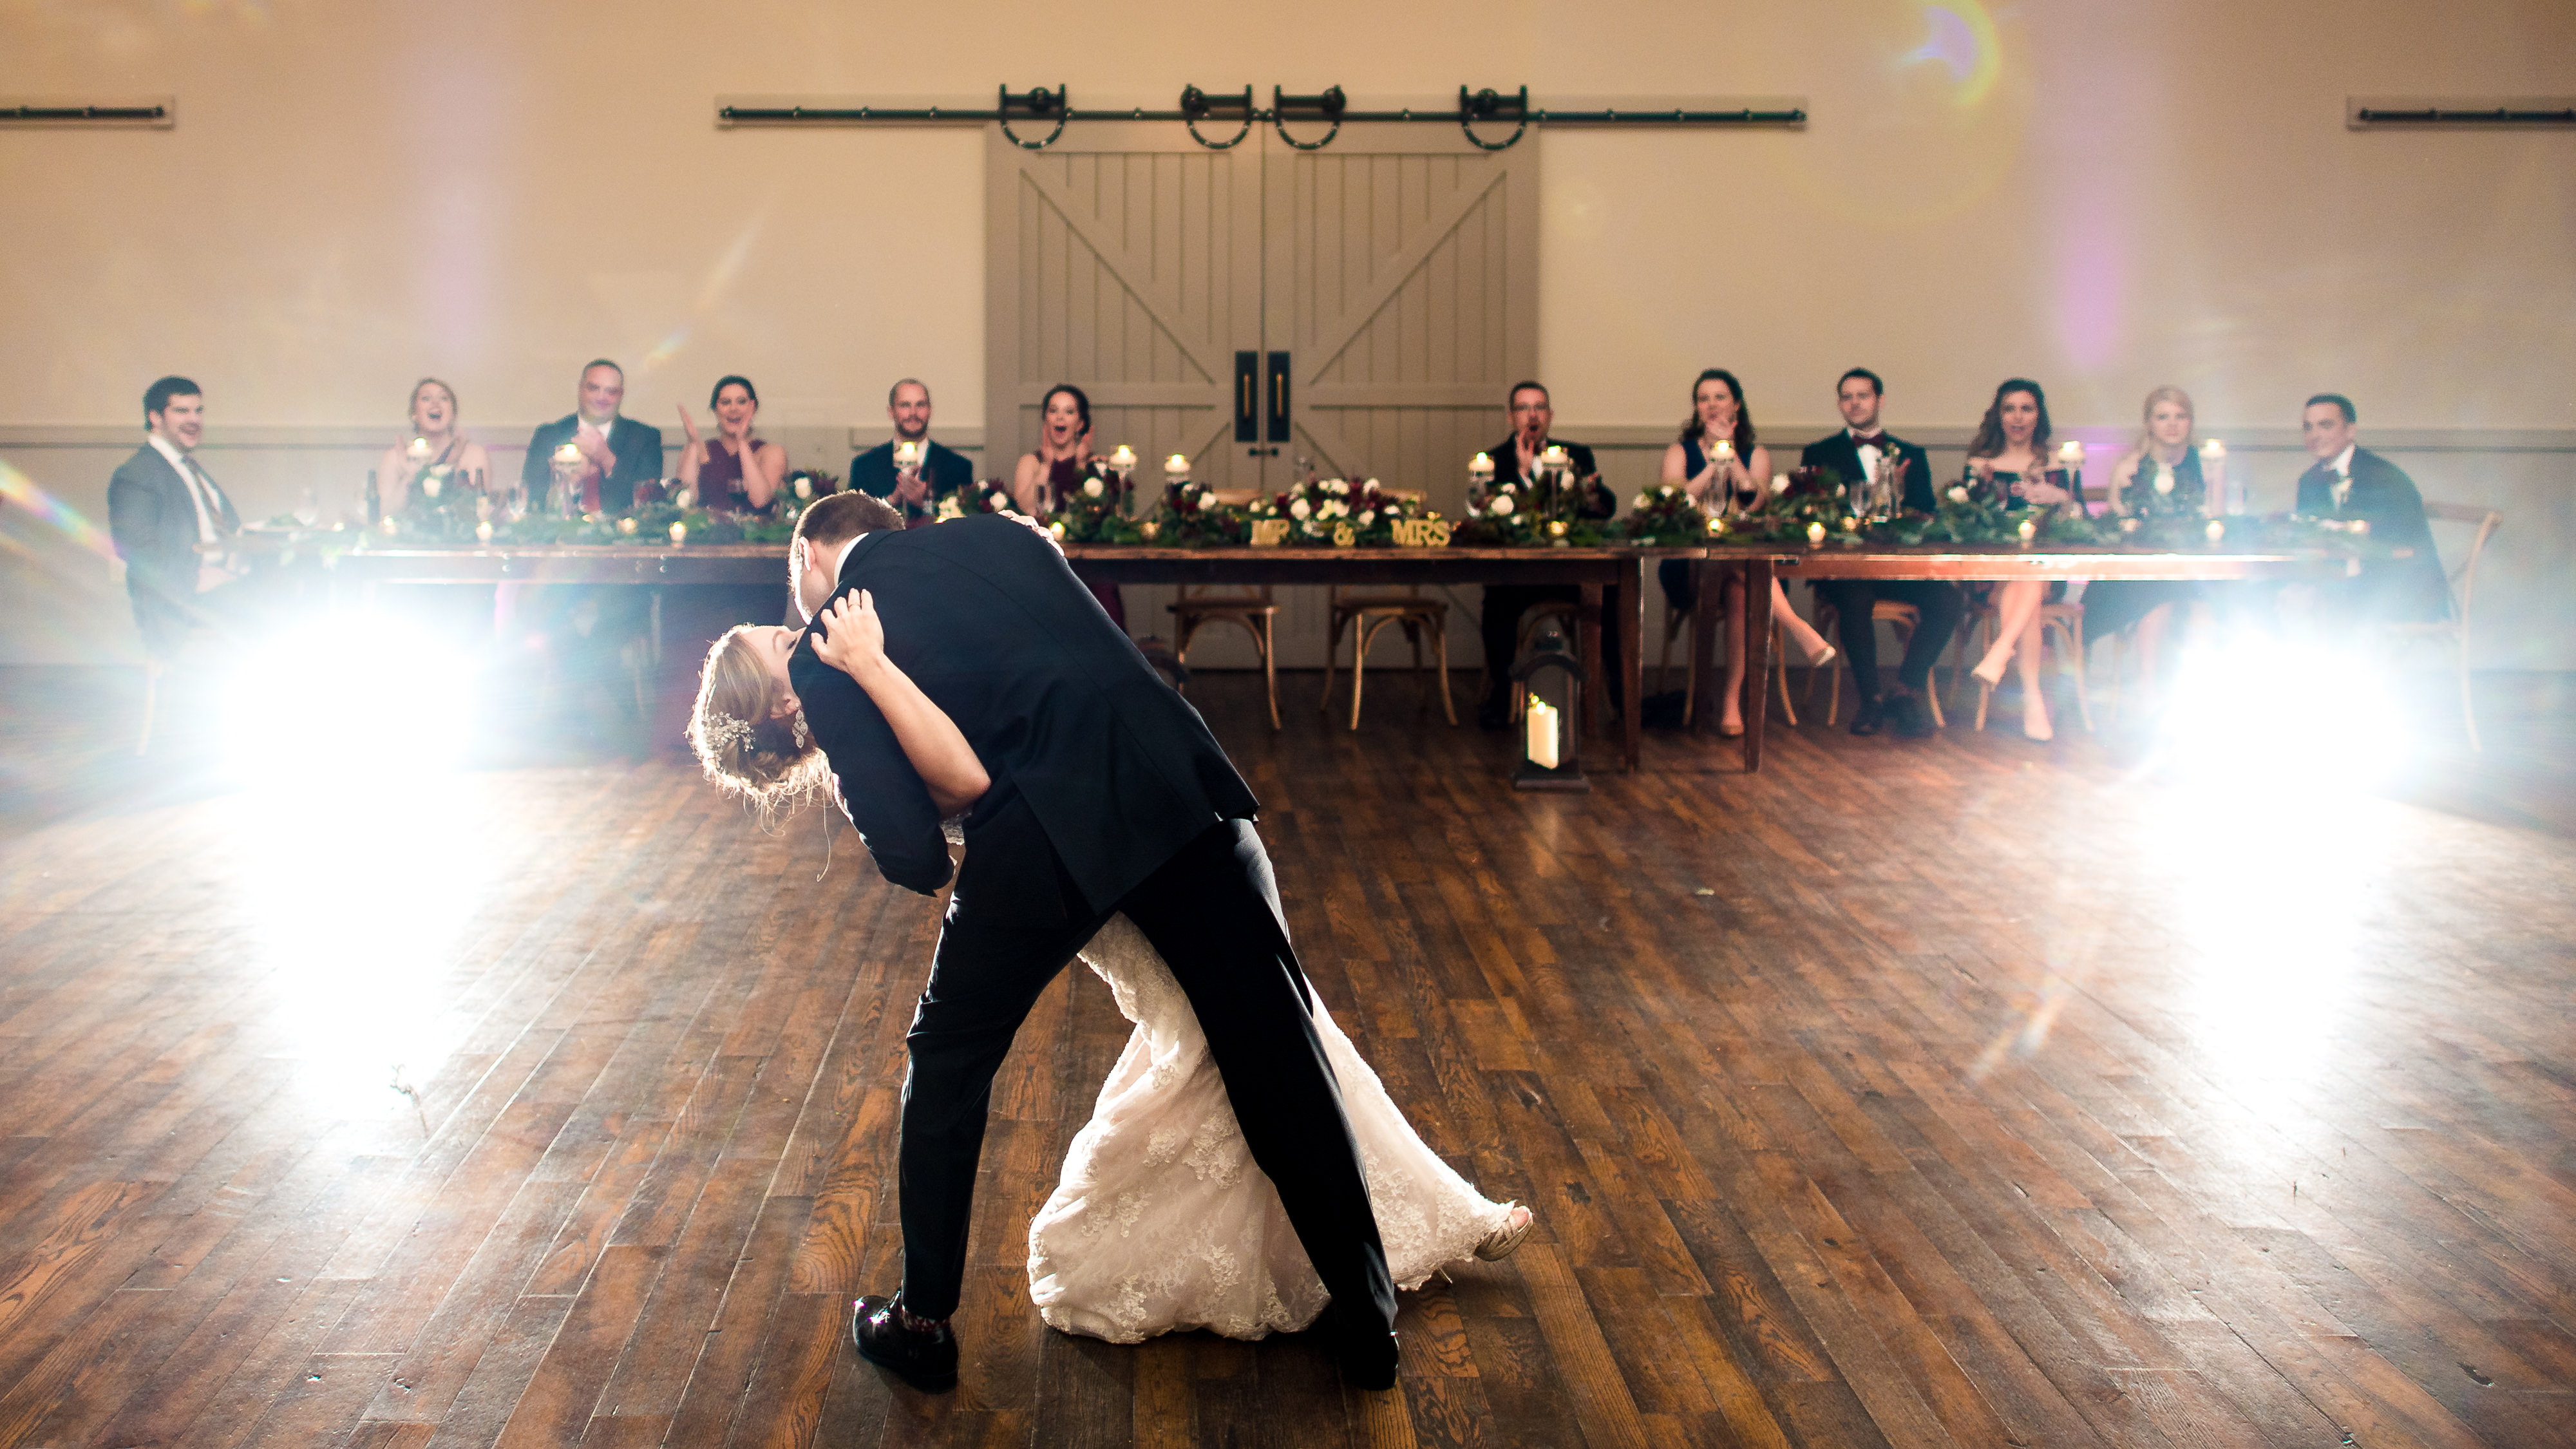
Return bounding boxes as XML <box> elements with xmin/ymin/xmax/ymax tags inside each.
<box><xmin>1687</xmin><ymin>557</ymin><xmax>1720</xmax><ymax>737</ymax></box>
<box><xmin>1622</xmin><ymin>554</ymin><xmax>1644</xmax><ymax>772</ymax></box>
<box><xmin>1578</xmin><ymin>580</ymin><xmax>1604</xmax><ymax>746</ymax></box>
<box><xmin>1739</xmin><ymin>557</ymin><xmax>1774</xmax><ymax>773</ymax></box>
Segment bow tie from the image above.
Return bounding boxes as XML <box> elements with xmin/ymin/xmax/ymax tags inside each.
<box><xmin>1853</xmin><ymin>433</ymin><xmax>1885</xmax><ymax>447</ymax></box>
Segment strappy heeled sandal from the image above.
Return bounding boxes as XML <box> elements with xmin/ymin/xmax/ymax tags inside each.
<box><xmin>1474</xmin><ymin>1203</ymin><xmax>1535</xmax><ymax>1262</ymax></box>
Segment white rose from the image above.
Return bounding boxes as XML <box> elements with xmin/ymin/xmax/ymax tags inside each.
<box><xmin>1770</xmin><ymin>475</ymin><xmax>1790</xmax><ymax>494</ymax></box>
<box><xmin>1358</xmin><ymin>509</ymin><xmax>1376</xmax><ymax>526</ymax></box>
<box><xmin>1327</xmin><ymin>479</ymin><xmax>1350</xmax><ymax>496</ymax></box>
<box><xmin>985</xmin><ymin>493</ymin><xmax>1002</xmax><ymax>510</ymax></box>
<box><xmin>1490</xmin><ymin>493</ymin><xmax>1515</xmax><ymax>516</ymax></box>
<box><xmin>1083</xmin><ymin>477</ymin><xmax>1104</xmax><ymax>498</ymax></box>
<box><xmin>1326</xmin><ymin>500</ymin><xmax>1349</xmax><ymax>518</ymax></box>
<box><xmin>1363</xmin><ymin>478</ymin><xmax>1380</xmax><ymax>491</ymax></box>
<box><xmin>1289</xmin><ymin>498</ymin><xmax>1311</xmax><ymax>520</ymax></box>
<box><xmin>1635</xmin><ymin>492</ymin><xmax>1654</xmax><ymax>509</ymax></box>
<box><xmin>1947</xmin><ymin>485</ymin><xmax>1970</xmax><ymax>503</ymax></box>
<box><xmin>1500</xmin><ymin>481</ymin><xmax>1517</xmax><ymax>495</ymax></box>
<box><xmin>1659</xmin><ymin>485</ymin><xmax>1676</xmax><ymax>498</ymax></box>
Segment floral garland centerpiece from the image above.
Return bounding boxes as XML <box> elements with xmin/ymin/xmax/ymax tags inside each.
<box><xmin>1054</xmin><ymin>446</ymin><xmax>1146</xmax><ymax>543</ymax></box>
<box><xmin>1243</xmin><ymin>477</ymin><xmax>1431</xmax><ymax>545</ymax></box>
<box><xmin>1137</xmin><ymin>454</ymin><xmax>1248</xmax><ymax>547</ymax></box>
<box><xmin>1618</xmin><ymin>483</ymin><xmax>1719</xmax><ymax>545</ymax></box>
<box><xmin>934</xmin><ymin>477</ymin><xmax>1025</xmax><ymax>523</ymax></box>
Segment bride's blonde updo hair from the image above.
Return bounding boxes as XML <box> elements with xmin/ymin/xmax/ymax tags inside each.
<box><xmin>689</xmin><ymin>626</ymin><xmax>826</xmax><ymax>817</ymax></box>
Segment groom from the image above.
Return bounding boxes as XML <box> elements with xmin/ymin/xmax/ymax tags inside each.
<box><xmin>783</xmin><ymin>491</ymin><xmax>1401</xmax><ymax>1392</ymax></box>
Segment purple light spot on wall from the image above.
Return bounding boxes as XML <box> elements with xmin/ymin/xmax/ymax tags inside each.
<box><xmin>1904</xmin><ymin>7</ymin><xmax>1980</xmax><ymax>83</ymax></box>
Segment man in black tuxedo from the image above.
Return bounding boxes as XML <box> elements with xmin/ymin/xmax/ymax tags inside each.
<box><xmin>781</xmin><ymin>492</ymin><xmax>1398</xmax><ymax>1393</ymax></box>
<box><xmin>1801</xmin><ymin>368</ymin><xmax>1960</xmax><ymax>737</ymax></box>
<box><xmin>107</xmin><ymin>375</ymin><xmax>244</xmax><ymax>660</ymax></box>
<box><xmin>1475</xmin><ymin>381</ymin><xmax>1622</xmax><ymax>730</ymax></box>
<box><xmin>849</xmin><ymin>379</ymin><xmax>975</xmax><ymax>524</ymax></box>
<box><xmin>2291</xmin><ymin>394</ymin><xmax>2448</xmax><ymax>624</ymax></box>
<box><xmin>518</xmin><ymin>359</ymin><xmax>664</xmax><ymax>515</ymax></box>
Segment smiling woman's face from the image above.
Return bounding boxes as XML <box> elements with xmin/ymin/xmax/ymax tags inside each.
<box><xmin>2148</xmin><ymin>399</ymin><xmax>2192</xmax><ymax>449</ymax></box>
<box><xmin>411</xmin><ymin>383</ymin><xmax>455</xmax><ymax>435</ymax></box>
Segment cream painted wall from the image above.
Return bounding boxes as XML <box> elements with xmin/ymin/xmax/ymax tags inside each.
<box><xmin>4</xmin><ymin>0</ymin><xmax>2571</xmax><ymax>666</ymax></box>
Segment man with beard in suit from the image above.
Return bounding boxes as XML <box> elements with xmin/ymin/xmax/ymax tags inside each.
<box><xmin>1474</xmin><ymin>381</ymin><xmax>1621</xmax><ymax>730</ymax></box>
<box><xmin>1801</xmin><ymin>368</ymin><xmax>1960</xmax><ymax>737</ymax></box>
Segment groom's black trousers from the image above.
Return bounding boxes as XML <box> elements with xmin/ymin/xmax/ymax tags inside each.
<box><xmin>895</xmin><ymin>819</ymin><xmax>1397</xmax><ymax>1339</ymax></box>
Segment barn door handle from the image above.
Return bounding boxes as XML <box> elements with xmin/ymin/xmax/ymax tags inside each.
<box><xmin>1234</xmin><ymin>352</ymin><xmax>1258</xmax><ymax>442</ymax></box>
<box><xmin>1266</xmin><ymin>352</ymin><xmax>1291</xmax><ymax>442</ymax></box>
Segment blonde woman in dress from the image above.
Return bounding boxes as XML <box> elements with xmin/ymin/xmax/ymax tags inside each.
<box><xmin>374</xmin><ymin>378</ymin><xmax>492</xmax><ymax>518</ymax></box>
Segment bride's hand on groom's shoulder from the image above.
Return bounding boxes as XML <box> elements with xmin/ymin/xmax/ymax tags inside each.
<box><xmin>811</xmin><ymin>590</ymin><xmax>888</xmax><ymax>679</ymax></box>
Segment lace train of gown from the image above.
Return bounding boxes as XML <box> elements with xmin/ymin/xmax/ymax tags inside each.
<box><xmin>1027</xmin><ymin>914</ymin><xmax>1512</xmax><ymax>1344</ymax></box>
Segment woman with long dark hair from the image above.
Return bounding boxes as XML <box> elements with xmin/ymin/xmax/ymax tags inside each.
<box><xmin>1962</xmin><ymin>378</ymin><xmax>2078</xmax><ymax>741</ymax></box>
<box><xmin>1655</xmin><ymin>369</ymin><xmax>1833</xmax><ymax>735</ymax></box>
<box><xmin>676</xmin><ymin>374</ymin><xmax>786</xmax><ymax>514</ymax></box>
<box><xmin>1011</xmin><ymin>384</ymin><xmax>1122</xmax><ymax>625</ymax></box>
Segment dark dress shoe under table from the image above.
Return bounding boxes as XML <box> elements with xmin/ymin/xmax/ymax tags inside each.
<box><xmin>1848</xmin><ymin>694</ymin><xmax>1886</xmax><ymax>736</ymax></box>
<box><xmin>1889</xmin><ymin>690</ymin><xmax>1937</xmax><ymax>739</ymax></box>
<box><xmin>851</xmin><ymin>1293</ymin><xmax>958</xmax><ymax>1393</ymax></box>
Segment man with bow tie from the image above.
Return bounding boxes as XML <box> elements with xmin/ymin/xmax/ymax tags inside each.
<box><xmin>108</xmin><ymin>375</ymin><xmax>245</xmax><ymax>661</ymax></box>
<box><xmin>1800</xmin><ymin>368</ymin><xmax>1958</xmax><ymax>738</ymax></box>
<box><xmin>2293</xmin><ymin>394</ymin><xmax>2448</xmax><ymax>624</ymax></box>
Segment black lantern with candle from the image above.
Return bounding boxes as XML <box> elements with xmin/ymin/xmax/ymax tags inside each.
<box><xmin>1508</xmin><ymin>628</ymin><xmax>1588</xmax><ymax>792</ymax></box>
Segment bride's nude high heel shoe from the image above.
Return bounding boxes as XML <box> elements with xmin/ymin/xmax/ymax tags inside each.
<box><xmin>1475</xmin><ymin>1204</ymin><xmax>1535</xmax><ymax>1262</ymax></box>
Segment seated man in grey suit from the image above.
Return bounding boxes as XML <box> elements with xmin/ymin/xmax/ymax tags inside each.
<box><xmin>519</xmin><ymin>359</ymin><xmax>665</xmax><ymax>515</ymax></box>
<box><xmin>849</xmin><ymin>378</ymin><xmax>975</xmax><ymax>524</ymax></box>
<box><xmin>108</xmin><ymin>375</ymin><xmax>243</xmax><ymax>660</ymax></box>
<box><xmin>2292</xmin><ymin>393</ymin><xmax>2448</xmax><ymax>625</ymax></box>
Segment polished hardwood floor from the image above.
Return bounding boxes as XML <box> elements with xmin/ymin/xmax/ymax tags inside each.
<box><xmin>0</xmin><ymin>665</ymin><xmax>2570</xmax><ymax>1446</ymax></box>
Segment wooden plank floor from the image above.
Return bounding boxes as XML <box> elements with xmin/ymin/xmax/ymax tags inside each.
<box><xmin>1</xmin><ymin>670</ymin><xmax>2571</xmax><ymax>1447</ymax></box>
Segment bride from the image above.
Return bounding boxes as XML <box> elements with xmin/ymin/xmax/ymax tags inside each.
<box><xmin>690</xmin><ymin>589</ymin><xmax>1533</xmax><ymax>1346</ymax></box>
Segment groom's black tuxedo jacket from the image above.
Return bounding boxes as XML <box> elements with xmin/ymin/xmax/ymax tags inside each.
<box><xmin>790</xmin><ymin>514</ymin><xmax>1258</xmax><ymax>925</ymax></box>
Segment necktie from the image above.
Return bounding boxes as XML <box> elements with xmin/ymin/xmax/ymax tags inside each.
<box><xmin>187</xmin><ymin>458</ymin><xmax>232</xmax><ymax>530</ymax></box>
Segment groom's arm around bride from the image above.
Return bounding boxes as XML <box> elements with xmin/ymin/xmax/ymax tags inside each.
<box><xmin>744</xmin><ymin>493</ymin><xmax>1400</xmax><ymax>1392</ymax></box>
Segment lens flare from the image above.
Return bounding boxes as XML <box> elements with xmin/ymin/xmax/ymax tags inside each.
<box><xmin>0</xmin><ymin>459</ymin><xmax>119</xmax><ymax>561</ymax></box>
<box><xmin>1903</xmin><ymin>1</ymin><xmax>2003</xmax><ymax>108</ymax></box>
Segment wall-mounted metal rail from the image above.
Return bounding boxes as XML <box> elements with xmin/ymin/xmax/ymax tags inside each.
<box><xmin>715</xmin><ymin>86</ymin><xmax>1804</xmax><ymax>150</ymax></box>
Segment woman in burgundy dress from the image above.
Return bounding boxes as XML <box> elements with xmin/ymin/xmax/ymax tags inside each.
<box><xmin>676</xmin><ymin>375</ymin><xmax>786</xmax><ymax>515</ymax></box>
<box><xmin>1012</xmin><ymin>383</ymin><xmax>1123</xmax><ymax>627</ymax></box>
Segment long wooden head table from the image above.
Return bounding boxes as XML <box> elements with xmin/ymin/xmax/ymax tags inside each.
<box><xmin>1701</xmin><ymin>544</ymin><xmax>2349</xmax><ymax>772</ymax></box>
<box><xmin>319</xmin><ymin>541</ymin><xmax>2343</xmax><ymax>775</ymax></box>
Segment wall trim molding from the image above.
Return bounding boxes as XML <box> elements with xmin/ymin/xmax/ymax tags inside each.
<box><xmin>0</xmin><ymin>423</ymin><xmax>990</xmax><ymax>455</ymax></box>
<box><xmin>1552</xmin><ymin>424</ymin><xmax>2576</xmax><ymax>455</ymax></box>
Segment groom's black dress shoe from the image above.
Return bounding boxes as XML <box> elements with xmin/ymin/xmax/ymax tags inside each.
<box><xmin>1321</xmin><ymin>1302</ymin><xmax>1401</xmax><ymax>1390</ymax></box>
<box><xmin>851</xmin><ymin>1293</ymin><xmax>958</xmax><ymax>1393</ymax></box>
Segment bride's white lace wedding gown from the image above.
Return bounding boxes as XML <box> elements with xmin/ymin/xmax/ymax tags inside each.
<box><xmin>1027</xmin><ymin>914</ymin><xmax>1514</xmax><ymax>1343</ymax></box>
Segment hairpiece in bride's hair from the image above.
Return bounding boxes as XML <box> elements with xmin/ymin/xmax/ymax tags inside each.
<box><xmin>703</xmin><ymin>714</ymin><xmax>756</xmax><ymax>755</ymax></box>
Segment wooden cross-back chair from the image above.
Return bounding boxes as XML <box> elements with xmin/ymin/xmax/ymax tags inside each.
<box><xmin>2385</xmin><ymin>501</ymin><xmax>2504</xmax><ymax>750</ymax></box>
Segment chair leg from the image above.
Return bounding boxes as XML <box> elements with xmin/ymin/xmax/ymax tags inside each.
<box><xmin>1432</xmin><ymin>623</ymin><xmax>1456</xmax><ymax>725</ymax></box>
<box><xmin>1320</xmin><ymin>613</ymin><xmax>1347</xmax><ymax>714</ymax></box>
<box><xmin>2053</xmin><ymin>617</ymin><xmax>2093</xmax><ymax>732</ymax></box>
<box><xmin>136</xmin><ymin>660</ymin><xmax>161</xmax><ymax>757</ymax></box>
<box><xmin>1260</xmin><ymin>616</ymin><xmax>1281</xmax><ymax>731</ymax></box>
<box><xmin>1351</xmin><ymin>614</ymin><xmax>1389</xmax><ymax>731</ymax></box>
<box><xmin>2456</xmin><ymin>639</ymin><xmax>2479</xmax><ymax>752</ymax></box>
